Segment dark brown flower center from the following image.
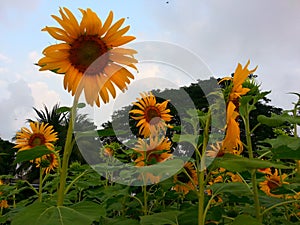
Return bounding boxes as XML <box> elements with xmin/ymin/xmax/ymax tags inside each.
<box><xmin>267</xmin><ymin>178</ymin><xmax>280</xmax><ymax>190</ymax></box>
<box><xmin>69</xmin><ymin>35</ymin><xmax>109</xmax><ymax>75</ymax></box>
<box><xmin>29</xmin><ymin>134</ymin><xmax>46</xmax><ymax>147</ymax></box>
<box><xmin>145</xmin><ymin>107</ymin><xmax>161</xmax><ymax>124</ymax></box>
<box><xmin>177</xmin><ymin>173</ymin><xmax>190</xmax><ymax>183</ymax></box>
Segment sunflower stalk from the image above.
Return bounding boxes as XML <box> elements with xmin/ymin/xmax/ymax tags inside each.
<box><xmin>242</xmin><ymin>104</ymin><xmax>262</xmax><ymax>222</ymax></box>
<box><xmin>38</xmin><ymin>166</ymin><xmax>43</xmax><ymax>202</ymax></box>
<box><xmin>197</xmin><ymin>110</ymin><xmax>211</xmax><ymax>225</ymax></box>
<box><xmin>57</xmin><ymin>97</ymin><xmax>78</xmax><ymax>206</ymax></box>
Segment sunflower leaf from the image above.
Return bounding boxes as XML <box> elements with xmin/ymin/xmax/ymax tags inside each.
<box><xmin>14</xmin><ymin>146</ymin><xmax>54</xmax><ymax>164</ymax></box>
<box><xmin>56</xmin><ymin>106</ymin><xmax>71</xmax><ymax>114</ymax></box>
<box><xmin>257</xmin><ymin>112</ymin><xmax>300</xmax><ymax>127</ymax></box>
<box><xmin>210</xmin><ymin>182</ymin><xmax>251</xmax><ymax>196</ymax></box>
<box><xmin>77</xmin><ymin>103</ymin><xmax>86</xmax><ymax>108</ymax></box>
<box><xmin>11</xmin><ymin>201</ymin><xmax>104</xmax><ymax>225</ymax></box>
<box><xmin>140</xmin><ymin>211</ymin><xmax>182</xmax><ymax>225</ymax></box>
<box><xmin>231</xmin><ymin>215</ymin><xmax>262</xmax><ymax>225</ymax></box>
<box><xmin>212</xmin><ymin>154</ymin><xmax>290</xmax><ymax>172</ymax></box>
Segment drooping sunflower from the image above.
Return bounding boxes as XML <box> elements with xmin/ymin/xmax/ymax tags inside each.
<box><xmin>259</xmin><ymin>169</ymin><xmax>288</xmax><ymax>198</ymax></box>
<box><xmin>221</xmin><ymin>101</ymin><xmax>243</xmax><ymax>154</ymax></box>
<box><xmin>219</xmin><ymin>61</ymin><xmax>257</xmax><ymax>154</ymax></box>
<box><xmin>130</xmin><ymin>92</ymin><xmax>173</xmax><ymax>138</ymax></box>
<box><xmin>38</xmin><ymin>7</ymin><xmax>137</xmax><ymax>107</ymax></box>
<box><xmin>173</xmin><ymin>162</ymin><xmax>198</xmax><ymax>195</ymax></box>
<box><xmin>14</xmin><ymin>122</ymin><xmax>58</xmax><ymax>151</ymax></box>
<box><xmin>133</xmin><ymin>135</ymin><xmax>172</xmax><ymax>167</ymax></box>
<box><xmin>35</xmin><ymin>151</ymin><xmax>59</xmax><ymax>174</ymax></box>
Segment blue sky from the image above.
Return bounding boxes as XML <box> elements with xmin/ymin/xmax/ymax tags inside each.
<box><xmin>0</xmin><ymin>0</ymin><xmax>299</xmax><ymax>140</ymax></box>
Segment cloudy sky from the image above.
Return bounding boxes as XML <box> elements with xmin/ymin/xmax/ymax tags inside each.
<box><xmin>0</xmin><ymin>0</ymin><xmax>299</xmax><ymax>140</ymax></box>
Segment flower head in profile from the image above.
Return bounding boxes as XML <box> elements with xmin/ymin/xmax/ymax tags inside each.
<box><xmin>219</xmin><ymin>61</ymin><xmax>257</xmax><ymax>154</ymax></box>
<box><xmin>173</xmin><ymin>162</ymin><xmax>198</xmax><ymax>195</ymax></box>
<box><xmin>14</xmin><ymin>122</ymin><xmax>58</xmax><ymax>151</ymax></box>
<box><xmin>219</xmin><ymin>60</ymin><xmax>257</xmax><ymax>103</ymax></box>
<box><xmin>38</xmin><ymin>8</ymin><xmax>137</xmax><ymax>107</ymax></box>
<box><xmin>133</xmin><ymin>135</ymin><xmax>172</xmax><ymax>167</ymax></box>
<box><xmin>130</xmin><ymin>92</ymin><xmax>173</xmax><ymax>138</ymax></box>
<box><xmin>259</xmin><ymin>169</ymin><xmax>288</xmax><ymax>198</ymax></box>
<box><xmin>221</xmin><ymin>101</ymin><xmax>243</xmax><ymax>154</ymax></box>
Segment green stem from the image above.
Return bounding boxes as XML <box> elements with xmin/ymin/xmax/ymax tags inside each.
<box><xmin>143</xmin><ymin>183</ymin><xmax>148</xmax><ymax>215</ymax></box>
<box><xmin>261</xmin><ymin>200</ymin><xmax>299</xmax><ymax>215</ymax></box>
<box><xmin>57</xmin><ymin>98</ymin><xmax>77</xmax><ymax>206</ymax></box>
<box><xmin>198</xmin><ymin>111</ymin><xmax>211</xmax><ymax>225</ymax></box>
<box><xmin>198</xmin><ymin>170</ymin><xmax>205</xmax><ymax>225</ymax></box>
<box><xmin>38</xmin><ymin>166</ymin><xmax>43</xmax><ymax>202</ymax></box>
<box><xmin>243</xmin><ymin>109</ymin><xmax>262</xmax><ymax>222</ymax></box>
<box><xmin>64</xmin><ymin>170</ymin><xmax>89</xmax><ymax>195</ymax></box>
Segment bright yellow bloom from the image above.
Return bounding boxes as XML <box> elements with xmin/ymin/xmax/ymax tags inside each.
<box><xmin>130</xmin><ymin>92</ymin><xmax>173</xmax><ymax>138</ymax></box>
<box><xmin>14</xmin><ymin>122</ymin><xmax>58</xmax><ymax>151</ymax></box>
<box><xmin>38</xmin><ymin>8</ymin><xmax>137</xmax><ymax>107</ymax></box>
<box><xmin>220</xmin><ymin>60</ymin><xmax>257</xmax><ymax>102</ymax></box>
<box><xmin>173</xmin><ymin>162</ymin><xmax>198</xmax><ymax>195</ymax></box>
<box><xmin>35</xmin><ymin>151</ymin><xmax>59</xmax><ymax>174</ymax></box>
<box><xmin>221</xmin><ymin>101</ymin><xmax>243</xmax><ymax>154</ymax></box>
<box><xmin>259</xmin><ymin>169</ymin><xmax>288</xmax><ymax>198</ymax></box>
<box><xmin>220</xmin><ymin>61</ymin><xmax>257</xmax><ymax>154</ymax></box>
<box><xmin>133</xmin><ymin>135</ymin><xmax>172</xmax><ymax>167</ymax></box>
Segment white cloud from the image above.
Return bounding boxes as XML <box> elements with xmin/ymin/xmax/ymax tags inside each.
<box><xmin>28</xmin><ymin>81</ymin><xmax>61</xmax><ymax>110</ymax></box>
<box><xmin>0</xmin><ymin>80</ymin><xmax>34</xmax><ymax>141</ymax></box>
<box><xmin>0</xmin><ymin>53</ymin><xmax>11</xmax><ymax>63</ymax></box>
<box><xmin>142</xmin><ymin>0</ymin><xmax>300</xmax><ymax>110</ymax></box>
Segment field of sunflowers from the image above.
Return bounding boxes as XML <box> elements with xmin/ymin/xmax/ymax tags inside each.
<box><xmin>0</xmin><ymin>6</ymin><xmax>299</xmax><ymax>225</ymax></box>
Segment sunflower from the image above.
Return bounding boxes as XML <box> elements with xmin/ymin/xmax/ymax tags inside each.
<box><xmin>14</xmin><ymin>122</ymin><xmax>58</xmax><ymax>151</ymax></box>
<box><xmin>221</xmin><ymin>101</ymin><xmax>243</xmax><ymax>154</ymax></box>
<box><xmin>259</xmin><ymin>169</ymin><xmax>288</xmax><ymax>198</ymax></box>
<box><xmin>173</xmin><ymin>162</ymin><xmax>198</xmax><ymax>195</ymax></box>
<box><xmin>206</xmin><ymin>141</ymin><xmax>225</xmax><ymax>158</ymax></box>
<box><xmin>38</xmin><ymin>7</ymin><xmax>137</xmax><ymax>107</ymax></box>
<box><xmin>219</xmin><ymin>60</ymin><xmax>257</xmax><ymax>104</ymax></box>
<box><xmin>130</xmin><ymin>92</ymin><xmax>173</xmax><ymax>138</ymax></box>
<box><xmin>134</xmin><ymin>136</ymin><xmax>172</xmax><ymax>184</ymax></box>
<box><xmin>134</xmin><ymin>135</ymin><xmax>172</xmax><ymax>167</ymax></box>
<box><xmin>35</xmin><ymin>151</ymin><xmax>59</xmax><ymax>174</ymax></box>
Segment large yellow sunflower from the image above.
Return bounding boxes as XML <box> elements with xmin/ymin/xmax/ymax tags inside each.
<box><xmin>133</xmin><ymin>135</ymin><xmax>172</xmax><ymax>167</ymax></box>
<box><xmin>259</xmin><ymin>169</ymin><xmax>288</xmax><ymax>198</ymax></box>
<box><xmin>14</xmin><ymin>122</ymin><xmax>58</xmax><ymax>151</ymax></box>
<box><xmin>173</xmin><ymin>162</ymin><xmax>198</xmax><ymax>195</ymax></box>
<box><xmin>38</xmin><ymin>8</ymin><xmax>137</xmax><ymax>107</ymax></box>
<box><xmin>130</xmin><ymin>92</ymin><xmax>173</xmax><ymax>138</ymax></box>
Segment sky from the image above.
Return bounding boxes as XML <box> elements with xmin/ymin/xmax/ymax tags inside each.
<box><xmin>0</xmin><ymin>0</ymin><xmax>299</xmax><ymax>141</ymax></box>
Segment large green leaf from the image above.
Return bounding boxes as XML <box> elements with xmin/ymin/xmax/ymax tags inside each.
<box><xmin>210</xmin><ymin>182</ymin><xmax>251</xmax><ymax>196</ymax></box>
<box><xmin>140</xmin><ymin>211</ymin><xmax>182</xmax><ymax>225</ymax></box>
<box><xmin>231</xmin><ymin>215</ymin><xmax>262</xmax><ymax>225</ymax></box>
<box><xmin>212</xmin><ymin>154</ymin><xmax>289</xmax><ymax>172</ymax></box>
<box><xmin>262</xmin><ymin>135</ymin><xmax>300</xmax><ymax>150</ymax></box>
<box><xmin>14</xmin><ymin>146</ymin><xmax>54</xmax><ymax>164</ymax></box>
<box><xmin>12</xmin><ymin>202</ymin><xmax>49</xmax><ymax>225</ymax></box>
<box><xmin>272</xmin><ymin>145</ymin><xmax>300</xmax><ymax>160</ymax></box>
<box><xmin>257</xmin><ymin>113</ymin><xmax>300</xmax><ymax>127</ymax></box>
<box><xmin>12</xmin><ymin>201</ymin><xmax>104</xmax><ymax>225</ymax></box>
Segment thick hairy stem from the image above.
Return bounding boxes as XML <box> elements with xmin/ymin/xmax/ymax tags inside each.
<box><xmin>57</xmin><ymin>98</ymin><xmax>77</xmax><ymax>206</ymax></box>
